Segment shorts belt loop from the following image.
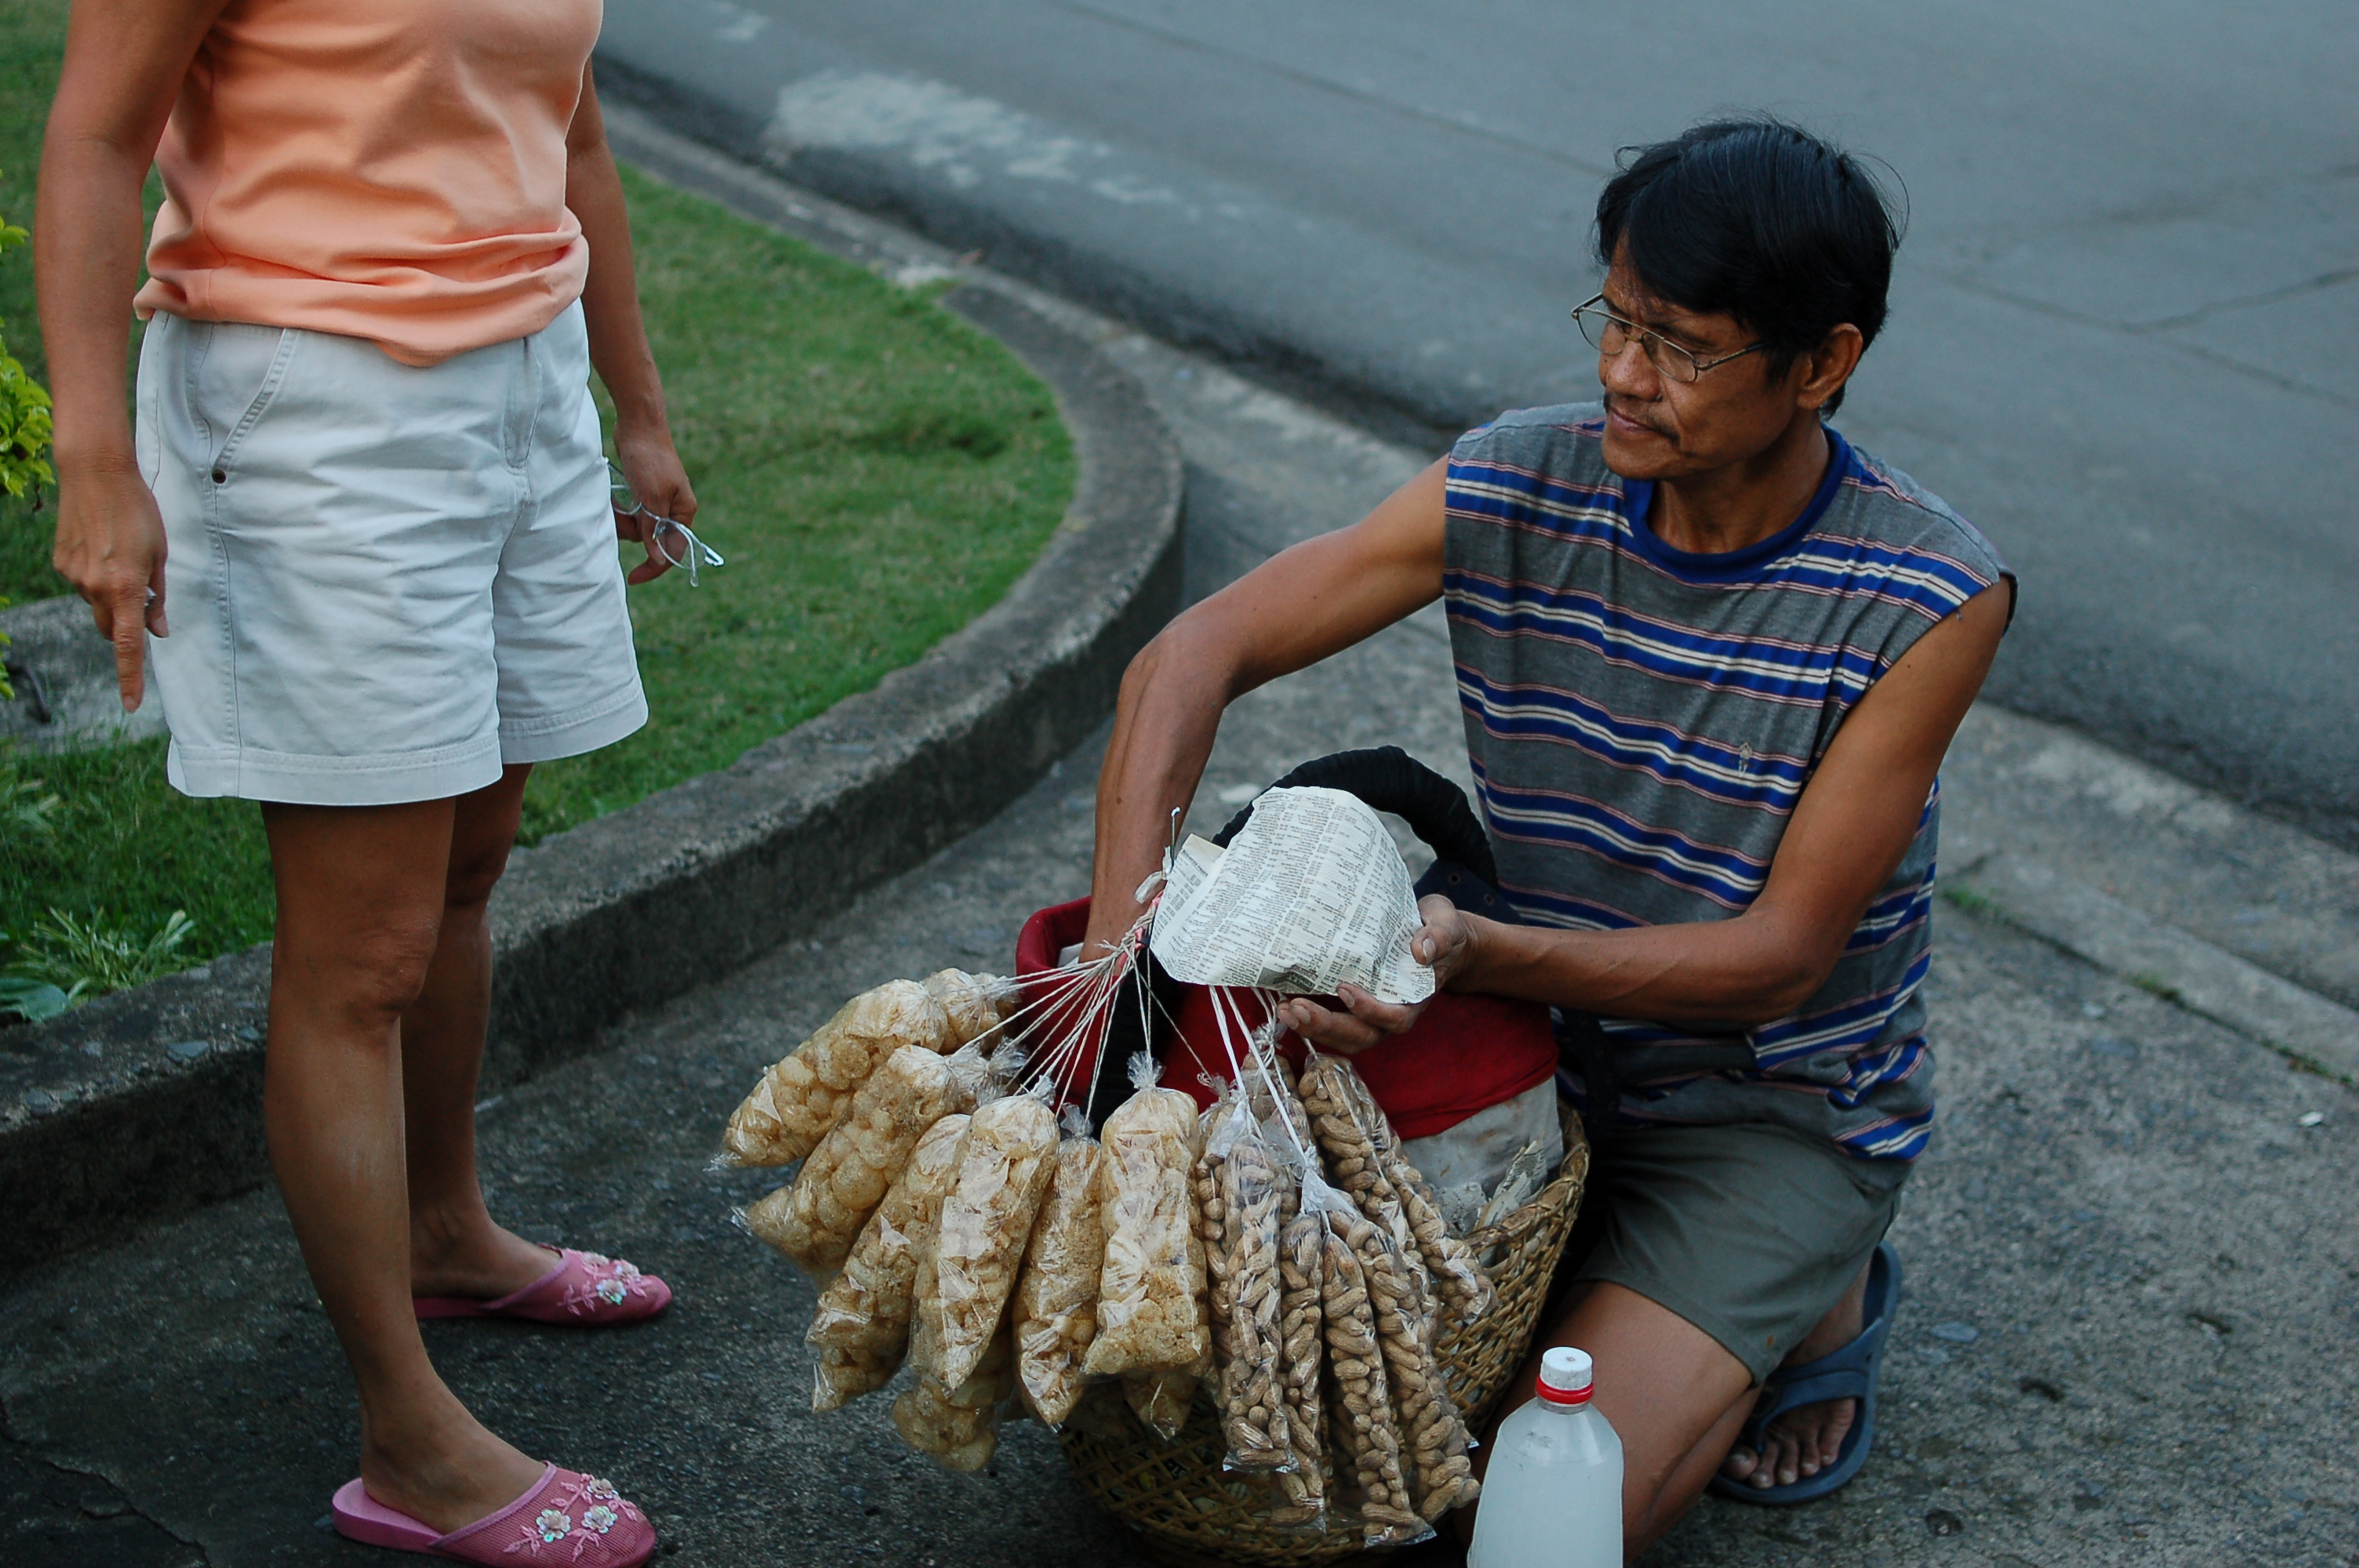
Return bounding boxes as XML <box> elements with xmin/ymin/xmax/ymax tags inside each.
<box><xmin>1560</xmin><ymin>1010</ymin><xmax>1621</xmax><ymax>1148</ymax></box>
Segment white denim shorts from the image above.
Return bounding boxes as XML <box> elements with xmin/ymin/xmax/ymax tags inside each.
<box><xmin>136</xmin><ymin>301</ymin><xmax>645</xmax><ymax>805</ymax></box>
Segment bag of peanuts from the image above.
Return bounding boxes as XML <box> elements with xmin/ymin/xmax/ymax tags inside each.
<box><xmin>1361</xmin><ymin>1191</ymin><xmax>1479</xmax><ymax>1525</ymax></box>
<box><xmin>1270</xmin><ymin>1200</ymin><xmax>1329</xmax><ymax>1527</ymax></box>
<box><xmin>1332</xmin><ymin>1055</ymin><xmax>1498</xmax><ymax>1323</ymax></box>
<box><xmin>1300</xmin><ymin>1054</ymin><xmax>1424</xmax><ymax>1290</ymax></box>
<box><xmin>721</xmin><ymin>979</ymin><xmax>953</xmax><ymax>1166</ymax></box>
<box><xmin>1300</xmin><ymin>1056</ymin><xmax>1483</xmax><ymax>1526</ymax></box>
<box><xmin>1299</xmin><ymin>1170</ymin><xmax>1432</xmax><ymax>1549</ymax></box>
<box><xmin>739</xmin><ymin>1043</ymin><xmax>960</xmax><ymax>1278</ymax></box>
<box><xmin>1192</xmin><ymin>1086</ymin><xmax>1238</xmax><ymax>1385</ymax></box>
<box><xmin>1212</xmin><ymin>1113</ymin><xmax>1293</xmax><ymax>1475</ymax></box>
<box><xmin>1083</xmin><ymin>1056</ymin><xmax>1209</xmax><ymax>1381</ymax></box>
<box><xmin>804</xmin><ymin>1111</ymin><xmax>972</xmax><ymax>1411</ymax></box>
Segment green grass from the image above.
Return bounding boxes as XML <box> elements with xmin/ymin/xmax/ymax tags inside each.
<box><xmin>519</xmin><ymin>166</ymin><xmax>1070</xmax><ymax>845</ymax></box>
<box><xmin>1</xmin><ymin>24</ymin><xmax>1074</xmax><ymax>996</ymax></box>
<box><xmin>1937</xmin><ymin>883</ymin><xmax>2000</xmax><ymax>920</ymax></box>
<box><xmin>3</xmin><ymin>739</ymin><xmax>270</xmax><ymax>971</ymax></box>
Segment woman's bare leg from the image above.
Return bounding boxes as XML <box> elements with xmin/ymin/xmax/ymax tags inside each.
<box><xmin>263</xmin><ymin>797</ymin><xmax>544</xmax><ymax>1532</ymax></box>
<box><xmin>400</xmin><ymin>764</ymin><xmax>565</xmax><ymax>1300</ymax></box>
<box><xmin>1462</xmin><ymin>1282</ymin><xmax>1756</xmax><ymax>1562</ymax></box>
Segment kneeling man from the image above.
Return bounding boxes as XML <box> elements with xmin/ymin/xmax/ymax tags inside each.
<box><xmin>1078</xmin><ymin>116</ymin><xmax>2015</xmax><ymax>1554</ymax></box>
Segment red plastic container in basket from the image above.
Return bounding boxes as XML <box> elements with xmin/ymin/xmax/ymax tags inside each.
<box><xmin>1013</xmin><ymin>748</ymin><xmax>1558</xmax><ymax>1139</ymax></box>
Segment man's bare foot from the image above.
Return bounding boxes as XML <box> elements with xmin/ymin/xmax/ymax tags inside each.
<box><xmin>358</xmin><ymin>1388</ymin><xmax>548</xmax><ymax>1534</ymax></box>
<box><xmin>1720</xmin><ymin>1388</ymin><xmax>1856</xmax><ymax>1490</ymax></box>
<box><xmin>409</xmin><ymin>1206</ymin><xmax>562</xmax><ymax>1302</ymax></box>
<box><xmin>1719</xmin><ymin>1261</ymin><xmax>1869</xmax><ymax>1490</ymax></box>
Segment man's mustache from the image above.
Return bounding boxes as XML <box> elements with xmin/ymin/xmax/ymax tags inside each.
<box><xmin>1604</xmin><ymin>394</ymin><xmax>1667</xmax><ymax>436</ymax></box>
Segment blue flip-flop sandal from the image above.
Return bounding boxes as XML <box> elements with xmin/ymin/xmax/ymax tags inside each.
<box><xmin>1708</xmin><ymin>1241</ymin><xmax>1902</xmax><ymax>1506</ymax></box>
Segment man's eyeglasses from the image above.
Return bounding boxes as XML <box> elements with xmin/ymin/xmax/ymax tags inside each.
<box><xmin>609</xmin><ymin>460</ymin><xmax>725</xmax><ymax>587</ymax></box>
<box><xmin>1569</xmin><ymin>294</ymin><xmax>1768</xmax><ymax>384</ymax></box>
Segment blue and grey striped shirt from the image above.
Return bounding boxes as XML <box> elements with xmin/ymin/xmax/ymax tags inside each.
<box><xmin>1444</xmin><ymin>405</ymin><xmax>2010</xmax><ymax>1162</ymax></box>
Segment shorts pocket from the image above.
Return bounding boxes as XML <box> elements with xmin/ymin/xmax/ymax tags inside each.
<box><xmin>133</xmin><ymin>317</ymin><xmax>169</xmax><ymax>487</ymax></box>
<box><xmin>195</xmin><ymin>325</ymin><xmax>301</xmax><ymax>482</ymax></box>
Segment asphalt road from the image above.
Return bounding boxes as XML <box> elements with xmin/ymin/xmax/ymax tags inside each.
<box><xmin>594</xmin><ymin>0</ymin><xmax>2359</xmax><ymax>852</ymax></box>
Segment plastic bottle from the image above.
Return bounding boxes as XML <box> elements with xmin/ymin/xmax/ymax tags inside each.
<box><xmin>1465</xmin><ymin>1345</ymin><xmax>1623</xmax><ymax>1568</ymax></box>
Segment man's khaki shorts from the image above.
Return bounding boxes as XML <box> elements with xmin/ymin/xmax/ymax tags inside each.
<box><xmin>1561</xmin><ymin>1120</ymin><xmax>1907</xmax><ymax>1383</ymax></box>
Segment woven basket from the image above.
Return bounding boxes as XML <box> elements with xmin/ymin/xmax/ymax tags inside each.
<box><xmin>1058</xmin><ymin>1123</ymin><xmax>1590</xmax><ymax>1567</ymax></box>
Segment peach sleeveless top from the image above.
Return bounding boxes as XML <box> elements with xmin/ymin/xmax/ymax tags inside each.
<box><xmin>135</xmin><ymin>0</ymin><xmax>602</xmax><ymax>366</ymax></box>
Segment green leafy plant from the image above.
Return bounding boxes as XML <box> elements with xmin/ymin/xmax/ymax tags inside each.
<box><xmin>0</xmin><ymin>194</ymin><xmax>53</xmax><ymax>508</ymax></box>
<box><xmin>6</xmin><ymin>907</ymin><xmax>194</xmax><ymax>1002</ymax></box>
<box><xmin>2</xmin><ymin>176</ymin><xmax>55</xmax><ymax>695</ymax></box>
<box><xmin>0</xmin><ymin>973</ymin><xmax>77</xmax><ymax>1024</ymax></box>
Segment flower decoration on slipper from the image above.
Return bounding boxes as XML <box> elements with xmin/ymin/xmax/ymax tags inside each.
<box><xmin>416</xmin><ymin>1248</ymin><xmax>672</xmax><ymax>1327</ymax></box>
<box><xmin>560</xmin><ymin>1254</ymin><xmax>663</xmax><ymax>1318</ymax></box>
<box><xmin>335</xmin><ymin>1463</ymin><xmax>655</xmax><ymax>1566</ymax></box>
<box><xmin>499</xmin><ymin>1478</ymin><xmax>649</xmax><ymax>1560</ymax></box>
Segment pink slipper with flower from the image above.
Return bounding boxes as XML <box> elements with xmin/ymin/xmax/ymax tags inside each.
<box><xmin>332</xmin><ymin>1465</ymin><xmax>656</xmax><ymax>1565</ymax></box>
<box><xmin>414</xmin><ymin>1247</ymin><xmax>671</xmax><ymax>1325</ymax></box>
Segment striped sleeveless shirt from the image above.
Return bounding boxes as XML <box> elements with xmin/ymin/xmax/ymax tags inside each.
<box><xmin>1443</xmin><ymin>405</ymin><xmax>2009</xmax><ymax>1163</ymax></box>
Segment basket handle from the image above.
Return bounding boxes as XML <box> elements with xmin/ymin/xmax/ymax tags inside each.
<box><xmin>1211</xmin><ymin>746</ymin><xmax>1497</xmax><ymax>887</ymax></box>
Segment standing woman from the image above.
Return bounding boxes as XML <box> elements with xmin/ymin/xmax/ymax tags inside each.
<box><xmin>40</xmin><ymin>1</ymin><xmax>685</xmax><ymax>1560</ymax></box>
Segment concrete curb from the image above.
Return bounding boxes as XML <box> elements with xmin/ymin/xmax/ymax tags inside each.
<box><xmin>1938</xmin><ymin>703</ymin><xmax>2359</xmax><ymax>1087</ymax></box>
<box><xmin>1944</xmin><ymin>850</ymin><xmax>2359</xmax><ymax>1085</ymax></box>
<box><xmin>0</xmin><ymin>206</ymin><xmax>1182</xmax><ymax>1273</ymax></box>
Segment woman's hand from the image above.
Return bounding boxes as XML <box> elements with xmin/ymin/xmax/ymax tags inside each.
<box><xmin>612</xmin><ymin>423</ymin><xmax>696</xmax><ymax>586</ymax></box>
<box><xmin>1275</xmin><ymin>895</ymin><xmax>1482</xmax><ymax>1054</ymax></box>
<box><xmin>37</xmin><ymin>0</ymin><xmax>234</xmax><ymax>712</ymax></box>
<box><xmin>52</xmin><ymin>459</ymin><xmax>169</xmax><ymax>710</ymax></box>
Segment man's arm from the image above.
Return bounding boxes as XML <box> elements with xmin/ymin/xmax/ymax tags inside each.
<box><xmin>1281</xmin><ymin>580</ymin><xmax>2013</xmax><ymax>1048</ymax></box>
<box><xmin>564</xmin><ymin>65</ymin><xmax>694</xmax><ymax>585</ymax></box>
<box><xmin>38</xmin><ymin>0</ymin><xmax>232</xmax><ymax>710</ymax></box>
<box><xmin>1081</xmin><ymin>458</ymin><xmax>1452</xmax><ymax>956</ymax></box>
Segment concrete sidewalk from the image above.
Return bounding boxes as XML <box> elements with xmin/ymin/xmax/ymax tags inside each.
<box><xmin>4</xmin><ymin>140</ymin><xmax>2353</xmax><ymax>1566</ymax></box>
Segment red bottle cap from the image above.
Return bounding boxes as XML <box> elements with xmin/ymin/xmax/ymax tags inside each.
<box><xmin>1536</xmin><ymin>1345</ymin><xmax>1594</xmax><ymax>1406</ymax></box>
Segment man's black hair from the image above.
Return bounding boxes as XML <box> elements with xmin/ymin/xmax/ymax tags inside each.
<box><xmin>1594</xmin><ymin>117</ymin><xmax>1902</xmax><ymax>414</ymax></box>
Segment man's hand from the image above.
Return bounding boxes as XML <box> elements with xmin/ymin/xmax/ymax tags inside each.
<box><xmin>612</xmin><ymin>424</ymin><xmax>696</xmax><ymax>586</ymax></box>
<box><xmin>1082</xmin><ymin>460</ymin><xmax>1452</xmax><ymax>960</ymax></box>
<box><xmin>1274</xmin><ymin>895</ymin><xmax>1481</xmax><ymax>1054</ymax></box>
<box><xmin>52</xmin><ymin>459</ymin><xmax>168</xmax><ymax>710</ymax></box>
